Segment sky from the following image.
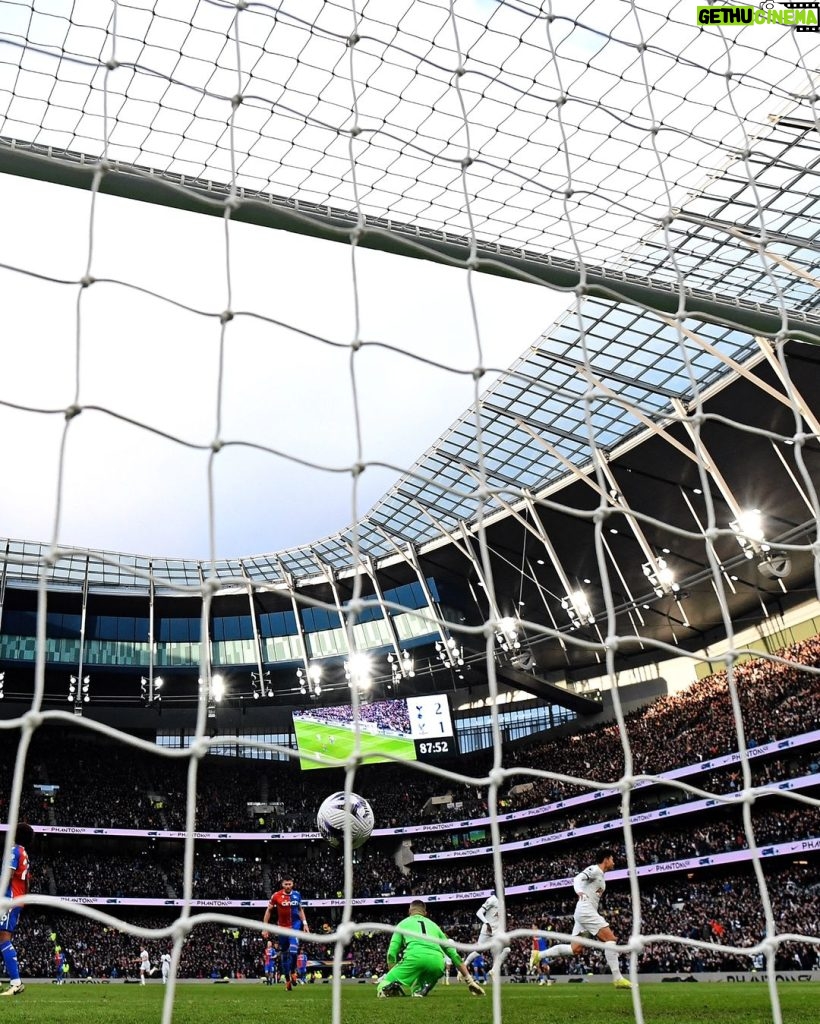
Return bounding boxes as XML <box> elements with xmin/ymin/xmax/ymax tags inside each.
<box><xmin>0</xmin><ymin>170</ymin><xmax>569</xmax><ymax>559</ymax></box>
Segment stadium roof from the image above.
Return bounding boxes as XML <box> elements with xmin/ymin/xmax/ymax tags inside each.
<box><xmin>2</xmin><ymin>124</ymin><xmax>818</xmax><ymax>589</ymax></box>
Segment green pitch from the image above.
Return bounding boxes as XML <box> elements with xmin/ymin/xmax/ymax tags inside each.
<box><xmin>293</xmin><ymin>719</ymin><xmax>416</xmax><ymax>770</ymax></box>
<box><xmin>6</xmin><ymin>981</ymin><xmax>820</xmax><ymax>1024</ymax></box>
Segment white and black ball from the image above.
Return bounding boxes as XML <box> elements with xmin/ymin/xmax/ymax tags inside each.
<box><xmin>316</xmin><ymin>791</ymin><xmax>375</xmax><ymax>849</ymax></box>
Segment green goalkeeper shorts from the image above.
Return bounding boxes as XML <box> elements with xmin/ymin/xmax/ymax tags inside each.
<box><xmin>377</xmin><ymin>949</ymin><xmax>446</xmax><ymax>996</ymax></box>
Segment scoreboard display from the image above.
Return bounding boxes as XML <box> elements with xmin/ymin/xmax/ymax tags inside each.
<box><xmin>408</xmin><ymin>695</ymin><xmax>458</xmax><ymax>760</ymax></box>
<box><xmin>293</xmin><ymin>693</ymin><xmax>458</xmax><ymax>770</ymax></box>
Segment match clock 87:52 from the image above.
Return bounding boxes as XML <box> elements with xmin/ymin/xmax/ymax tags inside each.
<box><xmin>415</xmin><ymin>737</ymin><xmax>456</xmax><ymax>758</ymax></box>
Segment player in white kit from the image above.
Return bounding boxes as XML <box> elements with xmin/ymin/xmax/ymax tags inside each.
<box><xmin>160</xmin><ymin>951</ymin><xmax>172</xmax><ymax>983</ymax></box>
<box><xmin>532</xmin><ymin>848</ymin><xmax>632</xmax><ymax>989</ymax></box>
<box><xmin>137</xmin><ymin>947</ymin><xmax>157</xmax><ymax>984</ymax></box>
<box><xmin>463</xmin><ymin>893</ymin><xmax>511</xmax><ymax>979</ymax></box>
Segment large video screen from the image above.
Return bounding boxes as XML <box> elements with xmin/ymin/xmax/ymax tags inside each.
<box><xmin>292</xmin><ymin>694</ymin><xmax>457</xmax><ymax>771</ymax></box>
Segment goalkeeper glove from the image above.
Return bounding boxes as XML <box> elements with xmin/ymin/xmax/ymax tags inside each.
<box><xmin>466</xmin><ymin>979</ymin><xmax>485</xmax><ymax>996</ymax></box>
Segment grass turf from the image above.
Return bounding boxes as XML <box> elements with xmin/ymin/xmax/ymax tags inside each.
<box><xmin>293</xmin><ymin>719</ymin><xmax>417</xmax><ymax>770</ymax></box>
<box><xmin>3</xmin><ymin>981</ymin><xmax>818</xmax><ymax>1024</ymax></box>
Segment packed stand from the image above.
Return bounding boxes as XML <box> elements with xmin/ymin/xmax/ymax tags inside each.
<box><xmin>14</xmin><ymin>863</ymin><xmax>820</xmax><ymax>979</ymax></box>
<box><xmin>0</xmin><ymin>637</ymin><xmax>816</xmax><ymax>835</ymax></box>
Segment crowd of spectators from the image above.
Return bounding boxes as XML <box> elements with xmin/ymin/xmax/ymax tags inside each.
<box><xmin>14</xmin><ymin>863</ymin><xmax>820</xmax><ymax>980</ymax></box>
<box><xmin>46</xmin><ymin>782</ymin><xmax>166</xmax><ymax>832</ymax></box>
<box><xmin>1</xmin><ymin>636</ymin><xmax>816</xmax><ymax>837</ymax></box>
<box><xmin>415</xmin><ymin>747</ymin><xmax>820</xmax><ymax>854</ymax></box>
<box><xmin>1</xmin><ymin>634</ymin><xmax>818</xmax><ymax>979</ymax></box>
<box><xmin>32</xmin><ymin>798</ymin><xmax>820</xmax><ymax>901</ymax></box>
<box><xmin>499</xmin><ymin>635</ymin><xmax>820</xmax><ymax>815</ymax></box>
<box><xmin>20</xmin><ymin>913</ymin><xmax>256</xmax><ymax>981</ymax></box>
<box><xmin>184</xmin><ymin>854</ymin><xmax>266</xmax><ymax>901</ymax></box>
<box><xmin>49</xmin><ymin>852</ymin><xmax>168</xmax><ymax>899</ymax></box>
<box><xmin>43</xmin><ymin>851</ymin><xmax>266</xmax><ymax>901</ymax></box>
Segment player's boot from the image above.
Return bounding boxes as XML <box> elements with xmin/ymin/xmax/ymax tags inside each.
<box><xmin>378</xmin><ymin>981</ymin><xmax>405</xmax><ymax>998</ymax></box>
<box><xmin>1</xmin><ymin>982</ymin><xmax>24</xmax><ymax>996</ymax></box>
<box><xmin>613</xmin><ymin>978</ymin><xmax>633</xmax><ymax>989</ymax></box>
<box><xmin>285</xmin><ymin>977</ymin><xmax>292</xmax><ymax>991</ymax></box>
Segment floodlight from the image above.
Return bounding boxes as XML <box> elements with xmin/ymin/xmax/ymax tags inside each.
<box><xmin>642</xmin><ymin>559</ymin><xmax>679</xmax><ymax>597</ymax></box>
<box><xmin>730</xmin><ymin>508</ymin><xmax>767</xmax><ymax>557</ymax></box>
<box><xmin>345</xmin><ymin>652</ymin><xmax>372</xmax><ymax>689</ymax></box>
<box><xmin>561</xmin><ymin>589</ymin><xmax>594</xmax><ymax>627</ymax></box>
<box><xmin>495</xmin><ymin>616</ymin><xmax>521</xmax><ymax>652</ymax></box>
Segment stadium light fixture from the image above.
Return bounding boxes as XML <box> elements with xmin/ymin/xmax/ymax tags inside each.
<box><xmin>140</xmin><ymin>675</ymin><xmax>163</xmax><ymax>706</ymax></box>
<box><xmin>561</xmin><ymin>590</ymin><xmax>594</xmax><ymax>628</ymax></box>
<box><xmin>69</xmin><ymin>674</ymin><xmax>90</xmax><ymax>716</ymax></box>
<box><xmin>642</xmin><ymin>558</ymin><xmax>679</xmax><ymax>597</ymax></box>
<box><xmin>212</xmin><ymin>674</ymin><xmax>225</xmax><ymax>702</ymax></box>
<box><xmin>387</xmin><ymin>650</ymin><xmax>415</xmax><ymax>688</ymax></box>
<box><xmin>297</xmin><ymin>663</ymin><xmax>323</xmax><ymax>697</ymax></box>
<box><xmin>730</xmin><ymin>508</ymin><xmax>768</xmax><ymax>558</ymax></box>
<box><xmin>495</xmin><ymin>617</ymin><xmax>521</xmax><ymax>653</ymax></box>
<box><xmin>252</xmin><ymin>670</ymin><xmax>273</xmax><ymax>699</ymax></box>
<box><xmin>728</xmin><ymin>509</ymin><xmax>790</xmax><ymax>579</ymax></box>
<box><xmin>435</xmin><ymin>637</ymin><xmax>464</xmax><ymax>670</ymax></box>
<box><xmin>345</xmin><ymin>652</ymin><xmax>372</xmax><ymax>690</ymax></box>
<box><xmin>198</xmin><ymin>673</ymin><xmax>224</xmax><ymax>718</ymax></box>
<box><xmin>345</xmin><ymin>653</ymin><xmax>373</xmax><ymax>690</ymax></box>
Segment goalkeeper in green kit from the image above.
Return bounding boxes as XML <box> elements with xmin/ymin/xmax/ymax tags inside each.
<box><xmin>377</xmin><ymin>900</ymin><xmax>485</xmax><ymax>998</ymax></box>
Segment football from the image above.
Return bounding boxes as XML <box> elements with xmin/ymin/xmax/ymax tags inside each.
<box><xmin>316</xmin><ymin>791</ymin><xmax>375</xmax><ymax>849</ymax></box>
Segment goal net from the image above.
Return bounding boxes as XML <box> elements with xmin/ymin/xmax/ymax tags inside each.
<box><xmin>0</xmin><ymin>1</ymin><xmax>819</xmax><ymax>1023</ymax></box>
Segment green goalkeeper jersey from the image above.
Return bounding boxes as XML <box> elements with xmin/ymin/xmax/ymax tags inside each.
<box><xmin>387</xmin><ymin>913</ymin><xmax>464</xmax><ymax>968</ymax></box>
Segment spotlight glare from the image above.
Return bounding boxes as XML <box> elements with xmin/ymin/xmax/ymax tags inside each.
<box><xmin>734</xmin><ymin>508</ymin><xmax>765</xmax><ymax>543</ymax></box>
<box><xmin>345</xmin><ymin>652</ymin><xmax>372</xmax><ymax>689</ymax></box>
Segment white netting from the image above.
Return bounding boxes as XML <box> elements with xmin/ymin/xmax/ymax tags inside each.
<box><xmin>0</xmin><ymin>2</ymin><xmax>819</xmax><ymax>1023</ymax></box>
